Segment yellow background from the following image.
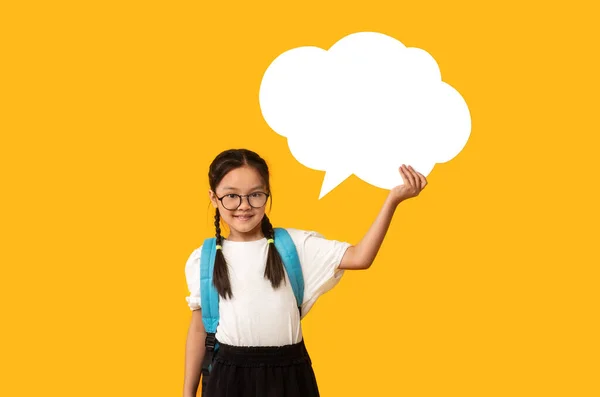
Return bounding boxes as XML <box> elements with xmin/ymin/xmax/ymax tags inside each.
<box><xmin>1</xmin><ymin>1</ymin><xmax>598</xmax><ymax>396</ymax></box>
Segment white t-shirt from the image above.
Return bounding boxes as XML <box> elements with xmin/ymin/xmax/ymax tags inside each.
<box><xmin>184</xmin><ymin>228</ymin><xmax>351</xmax><ymax>347</ymax></box>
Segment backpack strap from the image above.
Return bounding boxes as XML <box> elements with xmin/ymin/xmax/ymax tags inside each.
<box><xmin>200</xmin><ymin>238</ymin><xmax>220</xmax><ymax>333</ymax></box>
<box><xmin>274</xmin><ymin>228</ymin><xmax>304</xmax><ymax>312</ymax></box>
<box><xmin>199</xmin><ymin>238</ymin><xmax>219</xmax><ymax>396</ymax></box>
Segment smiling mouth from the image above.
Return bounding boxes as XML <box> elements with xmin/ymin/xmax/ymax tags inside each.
<box><xmin>234</xmin><ymin>215</ymin><xmax>253</xmax><ymax>221</ymax></box>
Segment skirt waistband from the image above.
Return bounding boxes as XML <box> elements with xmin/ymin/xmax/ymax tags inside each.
<box><xmin>214</xmin><ymin>339</ymin><xmax>311</xmax><ymax>367</ymax></box>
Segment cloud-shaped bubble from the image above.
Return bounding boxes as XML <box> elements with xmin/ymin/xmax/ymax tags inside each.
<box><xmin>259</xmin><ymin>32</ymin><xmax>471</xmax><ymax>199</ymax></box>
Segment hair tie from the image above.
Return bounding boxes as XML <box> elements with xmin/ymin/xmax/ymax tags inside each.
<box><xmin>216</xmin><ymin>245</ymin><xmax>222</xmax><ymax>250</ymax></box>
<box><xmin>267</xmin><ymin>239</ymin><xmax>274</xmax><ymax>244</ymax></box>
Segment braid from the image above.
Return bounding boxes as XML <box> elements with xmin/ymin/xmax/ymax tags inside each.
<box><xmin>213</xmin><ymin>210</ymin><xmax>232</xmax><ymax>299</ymax></box>
<box><xmin>262</xmin><ymin>214</ymin><xmax>286</xmax><ymax>288</ymax></box>
<box><xmin>214</xmin><ymin>211</ymin><xmax>223</xmax><ymax>245</ymax></box>
<box><xmin>261</xmin><ymin>214</ymin><xmax>274</xmax><ymax>240</ymax></box>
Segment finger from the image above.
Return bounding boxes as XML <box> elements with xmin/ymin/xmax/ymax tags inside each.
<box><xmin>408</xmin><ymin>166</ymin><xmax>421</xmax><ymax>190</ymax></box>
<box><xmin>410</xmin><ymin>168</ymin><xmax>426</xmax><ymax>190</ymax></box>
<box><xmin>403</xmin><ymin>165</ymin><xmax>415</xmax><ymax>188</ymax></box>
<box><xmin>417</xmin><ymin>172</ymin><xmax>427</xmax><ymax>189</ymax></box>
<box><xmin>398</xmin><ymin>165</ymin><xmax>409</xmax><ymax>185</ymax></box>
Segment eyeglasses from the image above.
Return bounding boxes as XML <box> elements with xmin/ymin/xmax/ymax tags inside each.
<box><xmin>216</xmin><ymin>192</ymin><xmax>270</xmax><ymax>210</ymax></box>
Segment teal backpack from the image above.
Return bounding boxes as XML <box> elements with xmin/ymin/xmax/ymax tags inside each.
<box><xmin>199</xmin><ymin>227</ymin><xmax>304</xmax><ymax>394</ymax></box>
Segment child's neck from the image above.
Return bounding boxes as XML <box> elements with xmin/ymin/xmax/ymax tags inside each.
<box><xmin>226</xmin><ymin>228</ymin><xmax>265</xmax><ymax>242</ymax></box>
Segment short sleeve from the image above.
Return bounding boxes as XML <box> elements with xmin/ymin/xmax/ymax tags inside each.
<box><xmin>184</xmin><ymin>246</ymin><xmax>202</xmax><ymax>311</ymax></box>
<box><xmin>285</xmin><ymin>228</ymin><xmax>352</xmax><ymax>317</ymax></box>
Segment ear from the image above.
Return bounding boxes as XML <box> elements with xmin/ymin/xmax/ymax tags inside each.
<box><xmin>208</xmin><ymin>190</ymin><xmax>218</xmax><ymax>209</ymax></box>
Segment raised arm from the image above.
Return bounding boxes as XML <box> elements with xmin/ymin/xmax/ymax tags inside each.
<box><xmin>339</xmin><ymin>165</ymin><xmax>427</xmax><ymax>270</ymax></box>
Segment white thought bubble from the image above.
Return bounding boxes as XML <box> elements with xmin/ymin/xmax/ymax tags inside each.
<box><xmin>259</xmin><ymin>32</ymin><xmax>471</xmax><ymax>199</ymax></box>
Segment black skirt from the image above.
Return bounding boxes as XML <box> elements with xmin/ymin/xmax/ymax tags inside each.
<box><xmin>204</xmin><ymin>339</ymin><xmax>320</xmax><ymax>397</ymax></box>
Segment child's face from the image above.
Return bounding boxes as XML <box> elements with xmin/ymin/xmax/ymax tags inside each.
<box><xmin>209</xmin><ymin>165</ymin><xmax>268</xmax><ymax>240</ymax></box>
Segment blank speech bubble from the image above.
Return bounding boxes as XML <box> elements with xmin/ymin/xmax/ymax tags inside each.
<box><xmin>259</xmin><ymin>32</ymin><xmax>471</xmax><ymax>199</ymax></box>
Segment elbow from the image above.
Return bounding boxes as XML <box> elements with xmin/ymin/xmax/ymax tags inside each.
<box><xmin>339</xmin><ymin>247</ymin><xmax>374</xmax><ymax>270</ymax></box>
<box><xmin>360</xmin><ymin>261</ymin><xmax>373</xmax><ymax>270</ymax></box>
<box><xmin>349</xmin><ymin>260</ymin><xmax>373</xmax><ymax>270</ymax></box>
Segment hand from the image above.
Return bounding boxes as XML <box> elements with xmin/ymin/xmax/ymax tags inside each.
<box><xmin>389</xmin><ymin>164</ymin><xmax>428</xmax><ymax>205</ymax></box>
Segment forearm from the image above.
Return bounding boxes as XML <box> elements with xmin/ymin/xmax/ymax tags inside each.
<box><xmin>183</xmin><ymin>313</ymin><xmax>207</xmax><ymax>397</ymax></box>
<box><xmin>341</xmin><ymin>194</ymin><xmax>400</xmax><ymax>269</ymax></box>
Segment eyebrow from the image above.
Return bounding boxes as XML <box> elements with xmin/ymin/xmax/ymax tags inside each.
<box><xmin>221</xmin><ymin>185</ymin><xmax>265</xmax><ymax>191</ymax></box>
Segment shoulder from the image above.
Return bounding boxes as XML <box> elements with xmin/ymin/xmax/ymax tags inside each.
<box><xmin>279</xmin><ymin>228</ymin><xmax>350</xmax><ymax>257</ymax></box>
<box><xmin>184</xmin><ymin>245</ymin><xmax>203</xmax><ymax>289</ymax></box>
<box><xmin>279</xmin><ymin>227</ymin><xmax>351</xmax><ymax>250</ymax></box>
<box><xmin>280</xmin><ymin>228</ymin><xmax>325</xmax><ymax>243</ymax></box>
<box><xmin>185</xmin><ymin>245</ymin><xmax>203</xmax><ymax>271</ymax></box>
<box><xmin>186</xmin><ymin>237</ymin><xmax>216</xmax><ymax>262</ymax></box>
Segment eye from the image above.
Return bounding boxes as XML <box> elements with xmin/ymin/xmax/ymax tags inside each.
<box><xmin>250</xmin><ymin>192</ymin><xmax>262</xmax><ymax>198</ymax></box>
<box><xmin>226</xmin><ymin>194</ymin><xmax>238</xmax><ymax>199</ymax></box>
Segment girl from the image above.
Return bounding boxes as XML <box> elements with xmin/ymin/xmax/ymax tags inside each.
<box><xmin>183</xmin><ymin>149</ymin><xmax>427</xmax><ymax>397</ymax></box>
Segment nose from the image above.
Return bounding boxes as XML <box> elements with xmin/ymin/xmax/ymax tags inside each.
<box><xmin>238</xmin><ymin>196</ymin><xmax>252</xmax><ymax>210</ymax></box>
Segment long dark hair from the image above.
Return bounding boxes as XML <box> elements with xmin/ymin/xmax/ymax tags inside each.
<box><xmin>208</xmin><ymin>149</ymin><xmax>286</xmax><ymax>299</ymax></box>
